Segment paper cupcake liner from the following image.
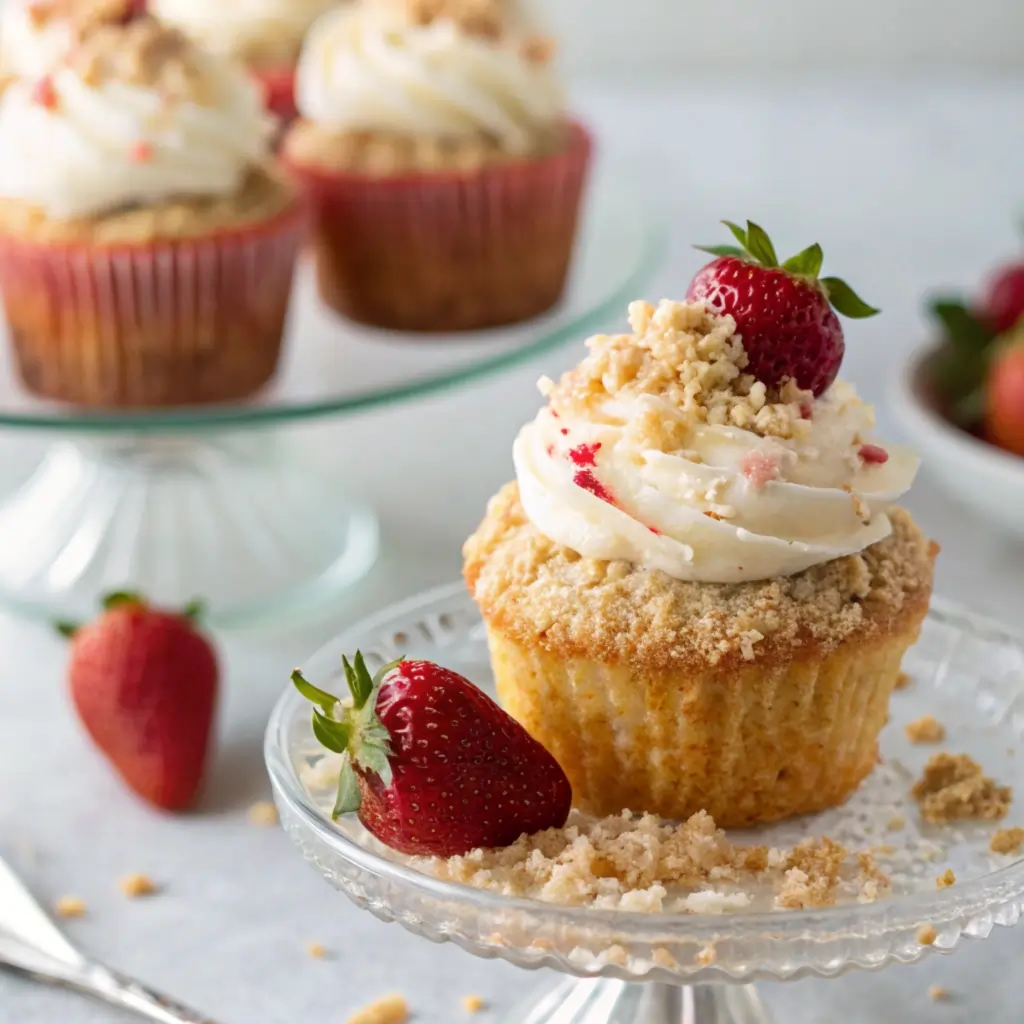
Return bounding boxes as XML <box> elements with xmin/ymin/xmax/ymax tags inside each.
<box><xmin>485</xmin><ymin>618</ymin><xmax>925</xmax><ymax>828</ymax></box>
<box><xmin>0</xmin><ymin>202</ymin><xmax>306</xmax><ymax>408</ymax></box>
<box><xmin>283</xmin><ymin>121</ymin><xmax>593</xmax><ymax>331</ymax></box>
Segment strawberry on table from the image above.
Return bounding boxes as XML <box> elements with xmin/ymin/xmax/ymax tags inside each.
<box><xmin>687</xmin><ymin>219</ymin><xmax>879</xmax><ymax>396</ymax></box>
<box><xmin>292</xmin><ymin>654</ymin><xmax>572</xmax><ymax>857</ymax></box>
<box><xmin>59</xmin><ymin>592</ymin><xmax>219</xmax><ymax>812</ymax></box>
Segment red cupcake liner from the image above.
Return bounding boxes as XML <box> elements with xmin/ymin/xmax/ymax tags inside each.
<box><xmin>282</xmin><ymin>120</ymin><xmax>593</xmax><ymax>331</ymax></box>
<box><xmin>0</xmin><ymin>201</ymin><xmax>307</xmax><ymax>408</ymax></box>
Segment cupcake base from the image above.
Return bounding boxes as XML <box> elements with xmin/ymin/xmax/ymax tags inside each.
<box><xmin>485</xmin><ymin>619</ymin><xmax>922</xmax><ymax>828</ymax></box>
<box><xmin>283</xmin><ymin>122</ymin><xmax>593</xmax><ymax>333</ymax></box>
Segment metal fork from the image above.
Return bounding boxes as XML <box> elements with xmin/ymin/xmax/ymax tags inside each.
<box><xmin>0</xmin><ymin>855</ymin><xmax>223</xmax><ymax>1023</ymax></box>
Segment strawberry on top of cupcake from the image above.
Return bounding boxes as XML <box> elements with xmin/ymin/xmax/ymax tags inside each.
<box><xmin>0</xmin><ymin>0</ymin><xmax>145</xmax><ymax>84</ymax></box>
<box><xmin>0</xmin><ymin>15</ymin><xmax>304</xmax><ymax>407</ymax></box>
<box><xmin>513</xmin><ymin>221</ymin><xmax>916</xmax><ymax>584</ymax></box>
<box><xmin>282</xmin><ymin>0</ymin><xmax>591</xmax><ymax>331</ymax></box>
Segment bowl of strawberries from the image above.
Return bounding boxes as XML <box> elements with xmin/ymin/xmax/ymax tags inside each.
<box><xmin>896</xmin><ymin>254</ymin><xmax>1024</xmax><ymax>539</ymax></box>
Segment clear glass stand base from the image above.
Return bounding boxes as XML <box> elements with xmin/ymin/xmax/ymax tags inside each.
<box><xmin>509</xmin><ymin>979</ymin><xmax>771</xmax><ymax>1024</ymax></box>
<box><xmin>0</xmin><ymin>432</ymin><xmax>379</xmax><ymax>629</ymax></box>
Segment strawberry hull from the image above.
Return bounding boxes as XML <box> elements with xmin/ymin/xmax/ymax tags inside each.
<box><xmin>282</xmin><ymin>121</ymin><xmax>593</xmax><ymax>333</ymax></box>
<box><xmin>0</xmin><ymin>201</ymin><xmax>306</xmax><ymax>408</ymax></box>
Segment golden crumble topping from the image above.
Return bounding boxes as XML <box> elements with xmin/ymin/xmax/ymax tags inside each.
<box><xmin>544</xmin><ymin>300</ymin><xmax>817</xmax><ymax>447</ymax></box>
<box><xmin>419</xmin><ymin>809</ymin><xmax>885</xmax><ymax>913</ymax></box>
<box><xmin>464</xmin><ymin>484</ymin><xmax>935</xmax><ymax>671</ymax></box>
<box><xmin>54</xmin><ymin>895</ymin><xmax>87</xmax><ymax>917</ymax></box>
<box><xmin>26</xmin><ymin>0</ymin><xmax>136</xmax><ymax>35</ymax></box>
<box><xmin>695</xmin><ymin>942</ymin><xmax>717</xmax><ymax>966</ymax></box>
<box><xmin>374</xmin><ymin>0</ymin><xmax>504</xmax><ymax>38</ymax></box>
<box><xmin>905</xmin><ymin>715</ymin><xmax>946</xmax><ymax>744</ymax></box>
<box><xmin>118</xmin><ymin>873</ymin><xmax>158</xmax><ymax>898</ymax></box>
<box><xmin>283</xmin><ymin>119</ymin><xmax>566</xmax><ymax>175</ymax></box>
<box><xmin>347</xmin><ymin>994</ymin><xmax>409</xmax><ymax>1024</ymax></box>
<box><xmin>916</xmin><ymin>923</ymin><xmax>937</xmax><ymax>946</ymax></box>
<box><xmin>894</xmin><ymin>671</ymin><xmax>913</xmax><ymax>690</ymax></box>
<box><xmin>911</xmin><ymin>753</ymin><xmax>1012</xmax><ymax>824</ymax></box>
<box><xmin>460</xmin><ymin>994</ymin><xmax>486</xmax><ymax>1013</ymax></box>
<box><xmin>936</xmin><ymin>868</ymin><xmax>955</xmax><ymax>888</ymax></box>
<box><xmin>990</xmin><ymin>826</ymin><xmax>1024</xmax><ymax>855</ymax></box>
<box><xmin>928</xmin><ymin>985</ymin><xmax>949</xmax><ymax>1002</ymax></box>
<box><xmin>307</xmin><ymin>942</ymin><xmax>328</xmax><ymax>959</ymax></box>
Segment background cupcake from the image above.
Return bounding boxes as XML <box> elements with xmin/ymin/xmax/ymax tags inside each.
<box><xmin>465</xmin><ymin>291</ymin><xmax>936</xmax><ymax>828</ymax></box>
<box><xmin>149</xmin><ymin>0</ymin><xmax>338</xmax><ymax>124</ymax></box>
<box><xmin>0</xmin><ymin>17</ymin><xmax>305</xmax><ymax>408</ymax></box>
<box><xmin>281</xmin><ymin>0</ymin><xmax>592</xmax><ymax>332</ymax></box>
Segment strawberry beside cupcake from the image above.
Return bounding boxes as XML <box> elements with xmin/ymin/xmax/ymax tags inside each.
<box><xmin>281</xmin><ymin>0</ymin><xmax>592</xmax><ymax>332</ymax></box>
<box><xmin>0</xmin><ymin>16</ymin><xmax>305</xmax><ymax>408</ymax></box>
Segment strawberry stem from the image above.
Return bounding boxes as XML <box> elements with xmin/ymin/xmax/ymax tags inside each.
<box><xmin>54</xmin><ymin>620</ymin><xmax>80</xmax><ymax>639</ymax></box>
<box><xmin>102</xmin><ymin>590</ymin><xmax>145</xmax><ymax>611</ymax></box>
<box><xmin>695</xmin><ymin>219</ymin><xmax>880</xmax><ymax>319</ymax></box>
<box><xmin>180</xmin><ymin>598</ymin><xmax>206</xmax><ymax>623</ymax></box>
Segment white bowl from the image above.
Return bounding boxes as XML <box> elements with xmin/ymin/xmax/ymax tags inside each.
<box><xmin>893</xmin><ymin>344</ymin><xmax>1024</xmax><ymax>539</ymax></box>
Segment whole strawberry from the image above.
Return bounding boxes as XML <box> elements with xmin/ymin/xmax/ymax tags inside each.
<box><xmin>980</xmin><ymin>261</ymin><xmax>1024</xmax><ymax>335</ymax></box>
<box><xmin>293</xmin><ymin>654</ymin><xmax>572</xmax><ymax>857</ymax></box>
<box><xmin>60</xmin><ymin>593</ymin><xmax>218</xmax><ymax>812</ymax></box>
<box><xmin>686</xmin><ymin>220</ymin><xmax>879</xmax><ymax>395</ymax></box>
<box><xmin>986</xmin><ymin>343</ymin><xmax>1024</xmax><ymax>457</ymax></box>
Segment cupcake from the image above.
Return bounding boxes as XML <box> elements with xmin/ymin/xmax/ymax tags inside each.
<box><xmin>0</xmin><ymin>17</ymin><xmax>305</xmax><ymax>407</ymax></box>
<box><xmin>464</xmin><ymin>224</ymin><xmax>936</xmax><ymax>828</ymax></box>
<box><xmin>0</xmin><ymin>0</ymin><xmax>144</xmax><ymax>84</ymax></box>
<box><xmin>149</xmin><ymin>0</ymin><xmax>337</xmax><ymax>123</ymax></box>
<box><xmin>281</xmin><ymin>0</ymin><xmax>591</xmax><ymax>332</ymax></box>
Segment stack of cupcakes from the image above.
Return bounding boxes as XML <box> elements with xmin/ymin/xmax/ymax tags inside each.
<box><xmin>0</xmin><ymin>14</ymin><xmax>305</xmax><ymax>407</ymax></box>
<box><xmin>282</xmin><ymin>0</ymin><xmax>592</xmax><ymax>332</ymax></box>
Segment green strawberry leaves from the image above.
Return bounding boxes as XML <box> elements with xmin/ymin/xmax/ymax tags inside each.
<box><xmin>293</xmin><ymin>652</ymin><xmax>404</xmax><ymax>820</ymax></box>
<box><xmin>928</xmin><ymin>297</ymin><xmax>998</xmax><ymax>427</ymax></box>
<box><xmin>696</xmin><ymin>220</ymin><xmax>880</xmax><ymax>319</ymax></box>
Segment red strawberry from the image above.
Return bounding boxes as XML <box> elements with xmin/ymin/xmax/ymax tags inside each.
<box><xmin>980</xmin><ymin>262</ymin><xmax>1024</xmax><ymax>335</ymax></box>
<box><xmin>686</xmin><ymin>220</ymin><xmax>879</xmax><ymax>396</ymax></box>
<box><xmin>986</xmin><ymin>343</ymin><xmax>1024</xmax><ymax>457</ymax></box>
<box><xmin>293</xmin><ymin>654</ymin><xmax>572</xmax><ymax>857</ymax></box>
<box><xmin>60</xmin><ymin>592</ymin><xmax>218</xmax><ymax>812</ymax></box>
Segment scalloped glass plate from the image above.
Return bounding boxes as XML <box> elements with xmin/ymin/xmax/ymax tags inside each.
<box><xmin>266</xmin><ymin>583</ymin><xmax>1024</xmax><ymax>1023</ymax></box>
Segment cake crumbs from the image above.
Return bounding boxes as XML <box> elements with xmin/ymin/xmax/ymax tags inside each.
<box><xmin>652</xmin><ymin>947</ymin><xmax>680</xmax><ymax>970</ymax></box>
<box><xmin>929</xmin><ymin>985</ymin><xmax>950</xmax><ymax>1002</ymax></box>
<box><xmin>247</xmin><ymin>801</ymin><xmax>279</xmax><ymax>826</ymax></box>
<box><xmin>347</xmin><ymin>994</ymin><xmax>409</xmax><ymax>1024</ymax></box>
<box><xmin>916</xmin><ymin>923</ymin><xmax>937</xmax><ymax>946</ymax></box>
<box><xmin>54</xmin><ymin>896</ymin><xmax>87</xmax><ymax>918</ymax></box>
<box><xmin>911</xmin><ymin>753</ymin><xmax>1011</xmax><ymax>824</ymax></box>
<box><xmin>905</xmin><ymin>715</ymin><xmax>946</xmax><ymax>744</ymax></box>
<box><xmin>990</xmin><ymin>826</ymin><xmax>1024</xmax><ymax>855</ymax></box>
<box><xmin>307</xmin><ymin>942</ymin><xmax>328</xmax><ymax>959</ymax></box>
<box><xmin>887</xmin><ymin>813</ymin><xmax>906</xmax><ymax>831</ymax></box>
<box><xmin>118</xmin><ymin>873</ymin><xmax>158</xmax><ymax>898</ymax></box>
<box><xmin>695</xmin><ymin>941</ymin><xmax>717</xmax><ymax>966</ymax></box>
<box><xmin>936</xmin><ymin>868</ymin><xmax>956</xmax><ymax>889</ymax></box>
<box><xmin>461</xmin><ymin>994</ymin><xmax>486</xmax><ymax>1014</ymax></box>
<box><xmin>895</xmin><ymin>671</ymin><xmax>913</xmax><ymax>690</ymax></box>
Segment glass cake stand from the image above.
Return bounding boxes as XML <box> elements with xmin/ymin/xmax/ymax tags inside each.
<box><xmin>0</xmin><ymin>162</ymin><xmax>664</xmax><ymax>629</ymax></box>
<box><xmin>266</xmin><ymin>582</ymin><xmax>1024</xmax><ymax>1023</ymax></box>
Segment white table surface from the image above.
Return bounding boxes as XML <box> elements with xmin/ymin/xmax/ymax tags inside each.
<box><xmin>3</xmin><ymin>74</ymin><xmax>1024</xmax><ymax>1023</ymax></box>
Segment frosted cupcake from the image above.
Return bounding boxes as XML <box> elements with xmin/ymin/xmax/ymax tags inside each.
<box><xmin>281</xmin><ymin>0</ymin><xmax>591</xmax><ymax>331</ymax></box>
<box><xmin>465</xmin><ymin>227</ymin><xmax>936</xmax><ymax>827</ymax></box>
<box><xmin>0</xmin><ymin>17</ymin><xmax>305</xmax><ymax>407</ymax></box>
<box><xmin>0</xmin><ymin>0</ymin><xmax>144</xmax><ymax>84</ymax></box>
<box><xmin>149</xmin><ymin>0</ymin><xmax>337</xmax><ymax>123</ymax></box>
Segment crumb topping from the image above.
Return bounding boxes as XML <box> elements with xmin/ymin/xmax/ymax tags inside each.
<box><xmin>347</xmin><ymin>994</ymin><xmax>409</xmax><ymax>1024</ymax></box>
<box><xmin>695</xmin><ymin>942</ymin><xmax>717</xmax><ymax>966</ymax></box>
<box><xmin>380</xmin><ymin>0</ymin><xmax>506</xmax><ymax>38</ymax></box>
<box><xmin>894</xmin><ymin>671</ymin><xmax>913</xmax><ymax>690</ymax></box>
<box><xmin>544</xmin><ymin>300</ymin><xmax>818</xmax><ymax>446</ymax></box>
<box><xmin>419</xmin><ymin>809</ymin><xmax>886</xmax><ymax>912</ymax></box>
<box><xmin>247</xmin><ymin>800</ymin><xmax>280</xmax><ymax>827</ymax></box>
<box><xmin>911</xmin><ymin>753</ymin><xmax>1012</xmax><ymax>824</ymax></box>
<box><xmin>929</xmin><ymin>985</ymin><xmax>949</xmax><ymax>1001</ymax></box>
<box><xmin>905</xmin><ymin>715</ymin><xmax>946</xmax><ymax>744</ymax></box>
<box><xmin>284</xmin><ymin>119</ymin><xmax>566</xmax><ymax>175</ymax></box>
<box><xmin>54</xmin><ymin>895</ymin><xmax>87</xmax><ymax>918</ymax></box>
<box><xmin>990</xmin><ymin>826</ymin><xmax>1024</xmax><ymax>855</ymax></box>
<box><xmin>307</xmin><ymin>942</ymin><xmax>328</xmax><ymax>959</ymax></box>
<box><xmin>24</xmin><ymin>0</ymin><xmax>137</xmax><ymax>34</ymax></box>
<box><xmin>460</xmin><ymin>994</ymin><xmax>485</xmax><ymax>1013</ymax></box>
<box><xmin>936</xmin><ymin>868</ymin><xmax>955</xmax><ymax>888</ymax></box>
<box><xmin>464</xmin><ymin>484</ymin><xmax>935</xmax><ymax>670</ymax></box>
<box><xmin>118</xmin><ymin>873</ymin><xmax>158</xmax><ymax>898</ymax></box>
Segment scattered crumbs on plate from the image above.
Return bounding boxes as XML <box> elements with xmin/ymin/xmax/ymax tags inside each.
<box><xmin>936</xmin><ymin>868</ymin><xmax>955</xmax><ymax>889</ymax></box>
<box><xmin>247</xmin><ymin>801</ymin><xmax>280</xmax><ymax>826</ymax></box>
<box><xmin>911</xmin><ymin>753</ymin><xmax>1011</xmax><ymax>824</ymax></box>
<box><xmin>905</xmin><ymin>715</ymin><xmax>946</xmax><ymax>744</ymax></box>
<box><xmin>347</xmin><ymin>994</ymin><xmax>409</xmax><ymax>1024</ymax></box>
<box><xmin>54</xmin><ymin>896</ymin><xmax>87</xmax><ymax>918</ymax></box>
<box><xmin>916</xmin><ymin>923</ymin><xmax>937</xmax><ymax>946</ymax></box>
<box><xmin>990</xmin><ymin>826</ymin><xmax>1024</xmax><ymax>855</ymax></box>
<box><xmin>886</xmin><ymin>813</ymin><xmax>906</xmax><ymax>832</ymax></box>
<box><xmin>461</xmin><ymin>994</ymin><xmax>486</xmax><ymax>1013</ymax></box>
<box><xmin>695</xmin><ymin>941</ymin><xmax>717</xmax><ymax>966</ymax></box>
<box><xmin>929</xmin><ymin>985</ymin><xmax>950</xmax><ymax>1002</ymax></box>
<box><xmin>895</xmin><ymin>671</ymin><xmax>913</xmax><ymax>690</ymax></box>
<box><xmin>119</xmin><ymin>873</ymin><xmax>159</xmax><ymax>898</ymax></box>
<box><xmin>307</xmin><ymin>942</ymin><xmax>328</xmax><ymax>959</ymax></box>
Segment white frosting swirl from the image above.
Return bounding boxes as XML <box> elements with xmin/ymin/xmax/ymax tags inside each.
<box><xmin>295</xmin><ymin>4</ymin><xmax>564</xmax><ymax>152</ymax></box>
<box><xmin>514</xmin><ymin>381</ymin><xmax>919</xmax><ymax>584</ymax></box>
<box><xmin>151</xmin><ymin>0</ymin><xmax>337</xmax><ymax>64</ymax></box>
<box><xmin>0</xmin><ymin>1</ymin><xmax>77</xmax><ymax>80</ymax></box>
<box><xmin>0</xmin><ymin>49</ymin><xmax>275</xmax><ymax>219</ymax></box>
